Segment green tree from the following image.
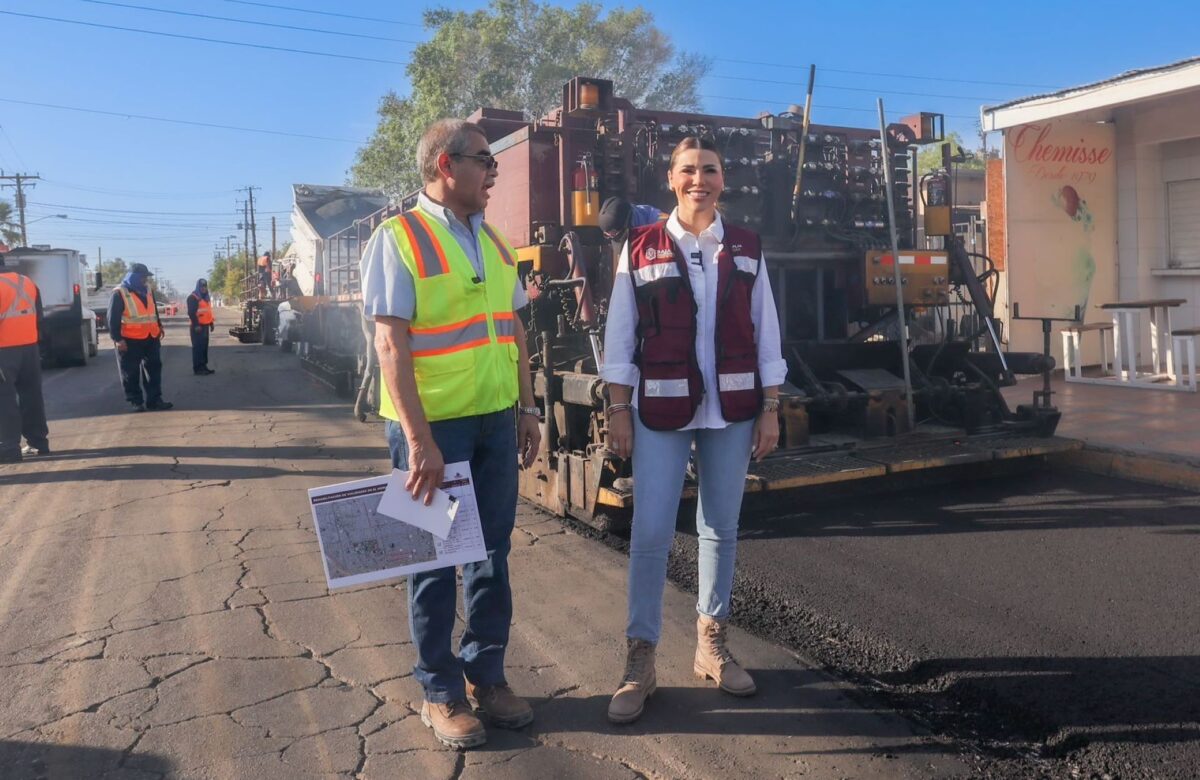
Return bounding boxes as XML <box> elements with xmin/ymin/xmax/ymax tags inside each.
<box><xmin>0</xmin><ymin>200</ymin><xmax>21</xmax><ymax>247</ymax></box>
<box><xmin>351</xmin><ymin>0</ymin><xmax>709</xmax><ymax>195</ymax></box>
<box><xmin>98</xmin><ymin>257</ymin><xmax>128</xmax><ymax>286</ymax></box>
<box><xmin>208</xmin><ymin>253</ymin><xmax>229</xmax><ymax>294</ymax></box>
<box><xmin>917</xmin><ymin>132</ymin><xmax>988</xmax><ymax>175</ymax></box>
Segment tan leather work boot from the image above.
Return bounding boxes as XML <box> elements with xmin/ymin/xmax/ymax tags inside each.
<box><xmin>466</xmin><ymin>681</ymin><xmax>533</xmax><ymax>728</ymax></box>
<box><xmin>420</xmin><ymin>700</ymin><xmax>487</xmax><ymax>749</ymax></box>
<box><xmin>607</xmin><ymin>638</ymin><xmax>657</xmax><ymax>724</ymax></box>
<box><xmin>694</xmin><ymin>614</ymin><xmax>756</xmax><ymax>696</ymax></box>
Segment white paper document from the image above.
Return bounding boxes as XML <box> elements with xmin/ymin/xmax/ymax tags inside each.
<box><xmin>307</xmin><ymin>462</ymin><xmax>486</xmax><ymax>590</ymax></box>
<box><xmin>377</xmin><ymin>468</ymin><xmax>459</xmax><ymax>539</ymax></box>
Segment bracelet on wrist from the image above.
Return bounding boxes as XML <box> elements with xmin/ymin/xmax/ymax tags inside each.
<box><xmin>760</xmin><ymin>397</ymin><xmax>780</xmax><ymax>413</ymax></box>
<box><xmin>518</xmin><ymin>405</ymin><xmax>541</xmax><ymax>418</ymax></box>
<box><xmin>606</xmin><ymin>402</ymin><xmax>632</xmax><ymax>417</ymax></box>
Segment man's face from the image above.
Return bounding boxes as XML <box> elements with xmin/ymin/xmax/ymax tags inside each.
<box><xmin>443</xmin><ymin>135</ymin><xmax>497</xmax><ymax>214</ymax></box>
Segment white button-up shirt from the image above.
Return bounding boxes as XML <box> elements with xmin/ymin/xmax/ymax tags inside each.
<box><xmin>601</xmin><ymin>209</ymin><xmax>788</xmax><ymax>430</ymax></box>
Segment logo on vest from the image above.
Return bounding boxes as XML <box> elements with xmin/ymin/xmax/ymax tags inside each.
<box><xmin>645</xmin><ymin>248</ymin><xmax>656</xmax><ymax>261</ymax></box>
<box><xmin>731</xmin><ymin>243</ymin><xmax>744</xmax><ymax>253</ymax></box>
<box><xmin>644</xmin><ymin>247</ymin><xmax>673</xmax><ymax>262</ymax></box>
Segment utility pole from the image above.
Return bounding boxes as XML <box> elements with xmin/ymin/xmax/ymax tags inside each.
<box><xmin>271</xmin><ymin>216</ymin><xmax>277</xmax><ymax>263</ymax></box>
<box><xmin>241</xmin><ymin>199</ymin><xmax>250</xmax><ymax>288</ymax></box>
<box><xmin>0</xmin><ymin>172</ymin><xmax>41</xmax><ymax>247</ymax></box>
<box><xmin>242</xmin><ymin>185</ymin><xmax>260</xmax><ymax>261</ymax></box>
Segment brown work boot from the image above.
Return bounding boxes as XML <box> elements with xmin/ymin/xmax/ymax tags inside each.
<box><xmin>694</xmin><ymin>614</ymin><xmax>756</xmax><ymax>696</ymax></box>
<box><xmin>607</xmin><ymin>638</ymin><xmax>656</xmax><ymax>724</ymax></box>
<box><xmin>466</xmin><ymin>681</ymin><xmax>533</xmax><ymax>729</ymax></box>
<box><xmin>420</xmin><ymin>699</ymin><xmax>487</xmax><ymax>749</ymax></box>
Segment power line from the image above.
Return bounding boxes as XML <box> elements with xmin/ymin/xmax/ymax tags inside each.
<box><xmin>29</xmin><ymin>201</ymin><xmax>290</xmax><ymax>216</ymax></box>
<box><xmin>708</xmin><ymin>74</ymin><xmax>1000</xmax><ymax>102</ymax></box>
<box><xmin>0</xmin><ymin>125</ymin><xmax>30</xmax><ymax>170</ymax></box>
<box><xmin>698</xmin><ymin>94</ymin><xmax>979</xmax><ymax>121</ymax></box>
<box><xmin>0</xmin><ymin>97</ymin><xmax>359</xmax><ymax>144</ymax></box>
<box><xmin>220</xmin><ymin>0</ymin><xmax>422</xmax><ymax>27</ymax></box>
<box><xmin>72</xmin><ymin>0</ymin><xmax>423</xmax><ymax>45</ymax></box>
<box><xmin>41</xmin><ymin>179</ymin><xmax>238</xmax><ymax>199</ymax></box>
<box><xmin>713</xmin><ymin>58</ymin><xmax>1058</xmax><ymax>90</ymax></box>
<box><xmin>0</xmin><ymin>11</ymin><xmax>408</xmax><ymax>66</ymax></box>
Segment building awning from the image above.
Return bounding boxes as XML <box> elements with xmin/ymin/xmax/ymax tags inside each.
<box><xmin>982</xmin><ymin>56</ymin><xmax>1200</xmax><ymax>131</ymax></box>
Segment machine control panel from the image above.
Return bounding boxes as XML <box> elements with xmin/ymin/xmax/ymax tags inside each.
<box><xmin>864</xmin><ymin>250</ymin><xmax>950</xmax><ymax>306</ymax></box>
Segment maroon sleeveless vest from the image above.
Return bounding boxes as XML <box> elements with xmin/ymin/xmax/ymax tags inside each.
<box><xmin>627</xmin><ymin>220</ymin><xmax>762</xmax><ymax>430</ymax></box>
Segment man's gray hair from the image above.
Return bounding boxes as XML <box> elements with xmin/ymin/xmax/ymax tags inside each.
<box><xmin>416</xmin><ymin>119</ymin><xmax>488</xmax><ymax>183</ymax></box>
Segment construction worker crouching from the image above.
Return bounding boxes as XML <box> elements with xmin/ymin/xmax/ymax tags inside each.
<box><xmin>108</xmin><ymin>263</ymin><xmax>173</xmax><ymax>412</ymax></box>
<box><xmin>0</xmin><ymin>252</ymin><xmax>50</xmax><ymax>463</ymax></box>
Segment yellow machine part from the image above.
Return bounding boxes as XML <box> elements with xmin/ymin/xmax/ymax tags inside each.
<box><xmin>595</xmin><ymin>434</ymin><xmax>1083</xmax><ymax>509</ymax></box>
<box><xmin>572</xmin><ymin>191</ymin><xmax>600</xmax><ymax>227</ymax></box>
<box><xmin>924</xmin><ymin>204</ymin><xmax>952</xmax><ymax>237</ymax></box>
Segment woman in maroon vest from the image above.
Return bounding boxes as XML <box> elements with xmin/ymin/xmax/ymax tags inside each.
<box><xmin>601</xmin><ymin>137</ymin><xmax>788</xmax><ymax>723</ymax></box>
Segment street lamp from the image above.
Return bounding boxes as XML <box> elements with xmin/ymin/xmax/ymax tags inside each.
<box><xmin>27</xmin><ymin>213</ymin><xmax>68</xmax><ymax>224</ymax></box>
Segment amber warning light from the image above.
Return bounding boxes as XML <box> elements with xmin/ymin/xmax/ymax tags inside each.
<box><xmin>579</xmin><ymin>82</ymin><xmax>600</xmax><ymax>110</ymax></box>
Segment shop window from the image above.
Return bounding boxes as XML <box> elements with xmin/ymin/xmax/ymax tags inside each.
<box><xmin>1168</xmin><ymin>178</ymin><xmax>1200</xmax><ymax>267</ymax></box>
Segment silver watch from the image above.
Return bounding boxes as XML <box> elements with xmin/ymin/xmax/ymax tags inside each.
<box><xmin>518</xmin><ymin>405</ymin><xmax>541</xmax><ymax>418</ymax></box>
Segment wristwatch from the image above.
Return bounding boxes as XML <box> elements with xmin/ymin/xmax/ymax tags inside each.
<box><xmin>761</xmin><ymin>397</ymin><xmax>781</xmax><ymax>413</ymax></box>
<box><xmin>518</xmin><ymin>406</ymin><xmax>541</xmax><ymax>418</ymax></box>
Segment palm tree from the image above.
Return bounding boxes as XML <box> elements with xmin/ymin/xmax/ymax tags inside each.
<box><xmin>0</xmin><ymin>200</ymin><xmax>21</xmax><ymax>247</ymax></box>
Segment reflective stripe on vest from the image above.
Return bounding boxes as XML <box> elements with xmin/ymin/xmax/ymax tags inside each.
<box><xmin>480</xmin><ymin>223</ymin><xmax>515</xmax><ymax>267</ymax></box>
<box><xmin>628</xmin><ymin>220</ymin><xmax>762</xmax><ymax>430</ymax></box>
<box><xmin>395</xmin><ymin>211</ymin><xmax>451</xmax><ymax>278</ymax></box>
<box><xmin>194</xmin><ymin>296</ymin><xmax>214</xmax><ymax>325</ymax></box>
<box><xmin>0</xmin><ymin>273</ymin><xmax>39</xmax><ymax>347</ymax></box>
<box><xmin>118</xmin><ymin>287</ymin><xmax>161</xmax><ymax>339</ymax></box>
<box><xmin>374</xmin><ymin>206</ymin><xmax>520</xmax><ymax>422</ymax></box>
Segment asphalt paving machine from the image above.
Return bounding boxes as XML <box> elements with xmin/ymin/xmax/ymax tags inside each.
<box><xmin>300</xmin><ymin>77</ymin><xmax>1074</xmax><ymax>531</ymax></box>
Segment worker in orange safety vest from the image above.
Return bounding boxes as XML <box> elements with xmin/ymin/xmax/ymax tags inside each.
<box><xmin>187</xmin><ymin>278</ymin><xmax>215</xmax><ymax>375</ymax></box>
<box><xmin>0</xmin><ymin>251</ymin><xmax>50</xmax><ymax>463</ymax></box>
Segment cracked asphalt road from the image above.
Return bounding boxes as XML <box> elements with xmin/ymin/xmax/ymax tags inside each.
<box><xmin>0</xmin><ymin>313</ymin><xmax>972</xmax><ymax>779</ymax></box>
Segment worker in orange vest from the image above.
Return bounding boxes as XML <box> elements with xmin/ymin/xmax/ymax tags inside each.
<box><xmin>187</xmin><ymin>278</ymin><xmax>215</xmax><ymax>375</ymax></box>
<box><xmin>0</xmin><ymin>252</ymin><xmax>50</xmax><ymax>463</ymax></box>
<box><xmin>108</xmin><ymin>263</ymin><xmax>173</xmax><ymax>412</ymax></box>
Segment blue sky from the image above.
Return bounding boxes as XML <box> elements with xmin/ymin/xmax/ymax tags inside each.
<box><xmin>1</xmin><ymin>0</ymin><xmax>1195</xmax><ymax>291</ymax></box>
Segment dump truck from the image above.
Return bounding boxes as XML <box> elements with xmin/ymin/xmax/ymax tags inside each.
<box><xmin>4</xmin><ymin>247</ymin><xmax>98</xmax><ymax>366</ymax></box>
<box><xmin>293</xmin><ymin>77</ymin><xmax>1075</xmax><ymax>531</ymax></box>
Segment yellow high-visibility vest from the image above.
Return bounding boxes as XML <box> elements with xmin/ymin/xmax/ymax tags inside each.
<box><xmin>376</xmin><ymin>208</ymin><xmax>519</xmax><ymax>422</ymax></box>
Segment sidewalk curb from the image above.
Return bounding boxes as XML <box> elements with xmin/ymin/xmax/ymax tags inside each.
<box><xmin>1053</xmin><ymin>445</ymin><xmax>1200</xmax><ymax>493</ymax></box>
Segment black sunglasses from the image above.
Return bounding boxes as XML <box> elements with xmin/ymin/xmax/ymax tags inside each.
<box><xmin>451</xmin><ymin>152</ymin><xmax>499</xmax><ymax>170</ymax></box>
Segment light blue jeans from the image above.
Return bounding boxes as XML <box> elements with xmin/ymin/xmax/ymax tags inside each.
<box><xmin>627</xmin><ymin>413</ymin><xmax>755</xmax><ymax>644</ymax></box>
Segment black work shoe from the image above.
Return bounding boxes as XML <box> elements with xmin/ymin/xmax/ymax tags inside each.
<box><xmin>146</xmin><ymin>401</ymin><xmax>174</xmax><ymax>411</ymax></box>
<box><xmin>130</xmin><ymin>403</ymin><xmax>147</xmax><ymax>413</ymax></box>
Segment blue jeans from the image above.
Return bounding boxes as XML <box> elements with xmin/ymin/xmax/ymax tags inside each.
<box><xmin>627</xmin><ymin>413</ymin><xmax>755</xmax><ymax>644</ymax></box>
<box><xmin>386</xmin><ymin>409</ymin><xmax>518</xmax><ymax>703</ymax></box>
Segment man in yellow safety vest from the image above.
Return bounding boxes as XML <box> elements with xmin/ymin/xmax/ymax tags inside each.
<box><xmin>361</xmin><ymin>118</ymin><xmax>540</xmax><ymax>750</ymax></box>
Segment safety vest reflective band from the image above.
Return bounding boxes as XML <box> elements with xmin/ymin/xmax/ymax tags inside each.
<box><xmin>395</xmin><ymin>211</ymin><xmax>451</xmax><ymax>278</ymax></box>
<box><xmin>480</xmin><ymin>223</ymin><xmax>516</xmax><ymax>267</ymax></box>
<box><xmin>193</xmin><ymin>295</ymin><xmax>214</xmax><ymax>325</ymax></box>
<box><xmin>0</xmin><ymin>272</ymin><xmax>39</xmax><ymax>347</ymax></box>
<box><xmin>118</xmin><ymin>287</ymin><xmax>162</xmax><ymax>340</ymax></box>
<box><xmin>374</xmin><ymin>206</ymin><xmax>520</xmax><ymax>423</ymax></box>
<box><xmin>627</xmin><ymin>220</ymin><xmax>762</xmax><ymax>430</ymax></box>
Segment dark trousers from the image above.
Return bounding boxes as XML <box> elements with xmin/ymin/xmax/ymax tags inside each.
<box><xmin>117</xmin><ymin>337</ymin><xmax>163</xmax><ymax>406</ymax></box>
<box><xmin>190</xmin><ymin>325</ymin><xmax>210</xmax><ymax>372</ymax></box>
<box><xmin>385</xmin><ymin>409</ymin><xmax>518</xmax><ymax>702</ymax></box>
<box><xmin>0</xmin><ymin>343</ymin><xmax>49</xmax><ymax>459</ymax></box>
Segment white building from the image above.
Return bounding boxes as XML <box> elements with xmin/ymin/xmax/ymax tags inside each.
<box><xmin>982</xmin><ymin>56</ymin><xmax>1200</xmax><ymax>362</ymax></box>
